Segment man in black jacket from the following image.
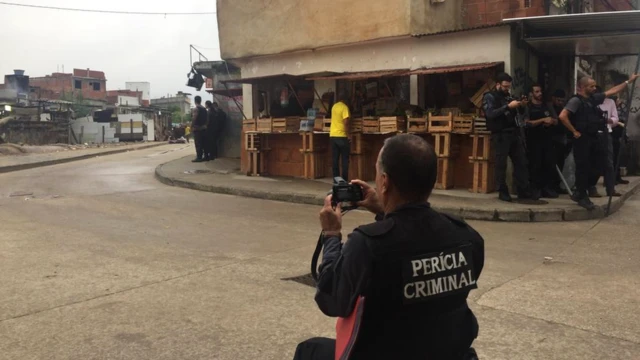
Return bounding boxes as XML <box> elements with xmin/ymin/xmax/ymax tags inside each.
<box><xmin>483</xmin><ymin>72</ymin><xmax>537</xmax><ymax>202</ymax></box>
<box><xmin>293</xmin><ymin>134</ymin><xmax>484</xmax><ymax>360</ymax></box>
<box><xmin>191</xmin><ymin>96</ymin><xmax>209</xmax><ymax>162</ymax></box>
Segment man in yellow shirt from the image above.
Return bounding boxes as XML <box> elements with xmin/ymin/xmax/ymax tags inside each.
<box><xmin>330</xmin><ymin>95</ymin><xmax>351</xmax><ymax>181</ymax></box>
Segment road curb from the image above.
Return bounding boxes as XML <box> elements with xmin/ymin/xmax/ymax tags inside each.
<box><xmin>0</xmin><ymin>143</ymin><xmax>165</xmax><ymax>174</ymax></box>
<box><xmin>155</xmin><ymin>161</ymin><xmax>640</xmax><ymax>222</ymax></box>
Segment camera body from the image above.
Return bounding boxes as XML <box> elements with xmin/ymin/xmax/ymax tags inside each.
<box><xmin>332</xmin><ymin>177</ymin><xmax>364</xmax><ymax>209</ymax></box>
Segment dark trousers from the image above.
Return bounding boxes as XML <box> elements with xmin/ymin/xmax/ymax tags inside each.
<box><xmin>193</xmin><ymin>130</ymin><xmax>207</xmax><ymax>160</ymax></box>
<box><xmin>331</xmin><ymin>137</ymin><xmax>350</xmax><ymax>181</ymax></box>
<box><xmin>206</xmin><ymin>130</ymin><xmax>220</xmax><ymax>160</ymax></box>
<box><xmin>573</xmin><ymin>132</ymin><xmax>607</xmax><ymax>198</ymax></box>
<box><xmin>552</xmin><ymin>140</ymin><xmax>572</xmax><ymax>190</ymax></box>
<box><xmin>612</xmin><ymin>133</ymin><xmax>623</xmax><ymax>180</ymax></box>
<box><xmin>492</xmin><ymin>130</ymin><xmax>530</xmax><ymax>194</ymax></box>
<box><xmin>592</xmin><ymin>133</ymin><xmax>615</xmax><ymax>195</ymax></box>
<box><xmin>293</xmin><ymin>337</ymin><xmax>335</xmax><ymax>360</ymax></box>
<box><xmin>526</xmin><ymin>133</ymin><xmax>555</xmax><ymax>191</ymax></box>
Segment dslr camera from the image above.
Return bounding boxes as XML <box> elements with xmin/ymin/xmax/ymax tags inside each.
<box><xmin>331</xmin><ymin>177</ymin><xmax>364</xmax><ymax>210</ymax></box>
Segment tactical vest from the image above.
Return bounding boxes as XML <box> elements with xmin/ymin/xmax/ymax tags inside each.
<box><xmin>339</xmin><ymin>204</ymin><xmax>482</xmax><ymax>360</ymax></box>
<box><xmin>569</xmin><ymin>95</ymin><xmax>605</xmax><ymax>134</ymax></box>
<box><xmin>484</xmin><ymin>90</ymin><xmax>518</xmax><ymax>133</ymax></box>
<box><xmin>195</xmin><ymin>106</ymin><xmax>208</xmax><ymax>128</ymax></box>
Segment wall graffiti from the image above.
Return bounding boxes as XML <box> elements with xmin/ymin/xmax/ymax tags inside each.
<box><xmin>511</xmin><ymin>67</ymin><xmax>535</xmax><ymax>96</ymax></box>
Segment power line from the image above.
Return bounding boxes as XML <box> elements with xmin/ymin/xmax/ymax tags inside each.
<box><xmin>0</xmin><ymin>1</ymin><xmax>216</xmax><ymax>15</ymax></box>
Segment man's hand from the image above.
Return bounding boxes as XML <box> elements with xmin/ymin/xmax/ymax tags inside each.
<box><xmin>320</xmin><ymin>195</ymin><xmax>342</xmax><ymax>232</ymax></box>
<box><xmin>508</xmin><ymin>100</ymin><xmax>521</xmax><ymax>109</ymax></box>
<box><xmin>351</xmin><ymin>179</ymin><xmax>383</xmax><ymax>214</ymax></box>
<box><xmin>573</xmin><ymin>130</ymin><xmax>582</xmax><ymax>139</ymax></box>
<box><xmin>543</xmin><ymin>118</ymin><xmax>554</xmax><ymax>126</ymax></box>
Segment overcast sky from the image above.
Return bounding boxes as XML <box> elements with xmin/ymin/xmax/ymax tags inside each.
<box><xmin>0</xmin><ymin>0</ymin><xmax>221</xmax><ymax>100</ymax></box>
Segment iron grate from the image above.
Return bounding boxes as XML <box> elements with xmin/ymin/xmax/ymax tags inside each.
<box><xmin>282</xmin><ymin>273</ymin><xmax>316</xmax><ymax>288</ymax></box>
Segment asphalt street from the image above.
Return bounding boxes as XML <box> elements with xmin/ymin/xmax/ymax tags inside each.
<box><xmin>1</xmin><ymin>143</ymin><xmax>638</xmax><ymax>360</ymax></box>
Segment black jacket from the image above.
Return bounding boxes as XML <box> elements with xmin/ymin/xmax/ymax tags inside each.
<box><xmin>483</xmin><ymin>90</ymin><xmax>519</xmax><ymax>133</ymax></box>
<box><xmin>315</xmin><ymin>203</ymin><xmax>485</xmax><ymax>360</ymax></box>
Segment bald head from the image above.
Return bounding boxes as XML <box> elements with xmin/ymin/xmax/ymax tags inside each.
<box><xmin>577</xmin><ymin>76</ymin><xmax>597</xmax><ymax>96</ymax></box>
<box><xmin>378</xmin><ymin>134</ymin><xmax>437</xmax><ymax>200</ymax></box>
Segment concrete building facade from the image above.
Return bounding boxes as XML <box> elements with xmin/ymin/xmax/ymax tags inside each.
<box><xmin>29</xmin><ymin>68</ymin><xmax>107</xmax><ymax>102</ymax></box>
<box><xmin>150</xmin><ymin>92</ymin><xmax>192</xmax><ymax>114</ymax></box>
<box><xmin>125</xmin><ymin>82</ymin><xmax>151</xmax><ymax>106</ymax></box>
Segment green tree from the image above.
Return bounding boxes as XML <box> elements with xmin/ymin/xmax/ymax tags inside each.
<box><xmin>169</xmin><ymin>105</ymin><xmax>189</xmax><ymax>124</ymax></box>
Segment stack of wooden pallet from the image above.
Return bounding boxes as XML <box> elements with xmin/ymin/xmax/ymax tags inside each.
<box><xmin>468</xmin><ymin>133</ymin><xmax>495</xmax><ymax>193</ymax></box>
<box><xmin>407</xmin><ymin>117</ymin><xmax>427</xmax><ymax>133</ymax></box>
<box><xmin>469</xmin><ymin>80</ymin><xmax>495</xmax><ymax>109</ymax></box>
<box><xmin>473</xmin><ymin>117</ymin><xmax>488</xmax><ymax>134</ymax></box>
<box><xmin>243</xmin><ymin>119</ymin><xmax>257</xmax><ymax>132</ymax></box>
<box><xmin>244</xmin><ymin>132</ymin><xmax>270</xmax><ymax>177</ymax></box>
<box><xmin>257</xmin><ymin>118</ymin><xmax>272</xmax><ymax>133</ymax></box>
<box><xmin>363</xmin><ymin>117</ymin><xmax>380</xmax><ymax>133</ymax></box>
<box><xmin>452</xmin><ymin>114</ymin><xmax>474</xmax><ymax>134</ymax></box>
<box><xmin>433</xmin><ymin>132</ymin><xmax>461</xmax><ymax>190</ymax></box>
<box><xmin>299</xmin><ymin>132</ymin><xmax>327</xmax><ymax>179</ymax></box>
<box><xmin>350</xmin><ymin>118</ymin><xmax>363</xmax><ymax>133</ymax></box>
<box><xmin>428</xmin><ymin>113</ymin><xmax>453</xmax><ymax>133</ymax></box>
<box><xmin>272</xmin><ymin>117</ymin><xmax>301</xmax><ymax>133</ymax></box>
<box><xmin>379</xmin><ymin>116</ymin><xmax>405</xmax><ymax>133</ymax></box>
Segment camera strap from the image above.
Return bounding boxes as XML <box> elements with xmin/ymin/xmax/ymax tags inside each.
<box><xmin>311</xmin><ymin>233</ymin><xmax>323</xmax><ymax>282</ymax></box>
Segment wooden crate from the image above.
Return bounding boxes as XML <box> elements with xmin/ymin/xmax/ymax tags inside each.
<box><xmin>302</xmin><ymin>152</ymin><xmax>327</xmax><ymax>179</ymax></box>
<box><xmin>272</xmin><ymin>117</ymin><xmax>300</xmax><ymax>133</ymax></box>
<box><xmin>440</xmin><ymin>108</ymin><xmax>461</xmax><ymax>116</ymax></box>
<box><xmin>473</xmin><ymin>117</ymin><xmax>489</xmax><ymax>134</ymax></box>
<box><xmin>407</xmin><ymin>117</ymin><xmax>427</xmax><ymax>133</ymax></box>
<box><xmin>314</xmin><ymin>117</ymin><xmax>325</xmax><ymax>132</ymax></box>
<box><xmin>363</xmin><ymin>118</ymin><xmax>380</xmax><ymax>134</ymax></box>
<box><xmin>470</xmin><ymin>80</ymin><xmax>495</xmax><ymax>109</ymax></box>
<box><xmin>436</xmin><ymin>158</ymin><xmax>455</xmax><ymax>190</ymax></box>
<box><xmin>257</xmin><ymin>118</ymin><xmax>272</xmax><ymax>133</ymax></box>
<box><xmin>379</xmin><ymin>116</ymin><xmax>406</xmax><ymax>133</ymax></box>
<box><xmin>350</xmin><ymin>118</ymin><xmax>363</xmax><ymax>133</ymax></box>
<box><xmin>428</xmin><ymin>113</ymin><xmax>453</xmax><ymax>133</ymax></box>
<box><xmin>350</xmin><ymin>133</ymin><xmax>363</xmax><ymax>155</ymax></box>
<box><xmin>433</xmin><ymin>133</ymin><xmax>460</xmax><ymax>158</ymax></box>
<box><xmin>469</xmin><ymin>160</ymin><xmax>495</xmax><ymax>193</ymax></box>
<box><xmin>245</xmin><ymin>132</ymin><xmax>261</xmax><ymax>151</ymax></box>
<box><xmin>468</xmin><ymin>134</ymin><xmax>493</xmax><ymax>161</ymax></box>
<box><xmin>247</xmin><ymin>150</ymin><xmax>268</xmax><ymax>177</ymax></box>
<box><xmin>453</xmin><ymin>115</ymin><xmax>474</xmax><ymax>134</ymax></box>
<box><xmin>323</xmin><ymin>118</ymin><xmax>332</xmax><ymax>132</ymax></box>
<box><xmin>243</xmin><ymin>119</ymin><xmax>257</xmax><ymax>132</ymax></box>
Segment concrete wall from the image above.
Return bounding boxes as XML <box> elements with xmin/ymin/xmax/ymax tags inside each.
<box><xmin>1</xmin><ymin>120</ymin><xmax>68</xmax><ymax>145</ymax></box>
<box><xmin>125</xmin><ymin>82</ymin><xmax>151</xmax><ymax>101</ymax></box>
<box><xmin>239</xmin><ymin>26</ymin><xmax>512</xmax><ymax>118</ymax></box>
<box><xmin>72</xmin><ymin>117</ymin><xmax>118</xmax><ymax>144</ymax></box>
<box><xmin>118</xmin><ymin>95</ymin><xmax>140</xmax><ymax>107</ymax></box>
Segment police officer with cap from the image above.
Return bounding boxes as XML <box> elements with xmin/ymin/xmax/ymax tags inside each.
<box><xmin>558</xmin><ymin>73</ymin><xmax>639</xmax><ymax>210</ymax></box>
<box><xmin>483</xmin><ymin>72</ymin><xmax>538</xmax><ymax>202</ymax></box>
<box><xmin>293</xmin><ymin>134</ymin><xmax>485</xmax><ymax>360</ymax></box>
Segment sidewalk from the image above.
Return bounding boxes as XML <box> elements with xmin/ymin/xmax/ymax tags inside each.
<box><xmin>0</xmin><ymin>142</ymin><xmax>165</xmax><ymax>173</ymax></box>
<box><xmin>155</xmin><ymin>156</ymin><xmax>640</xmax><ymax>222</ymax></box>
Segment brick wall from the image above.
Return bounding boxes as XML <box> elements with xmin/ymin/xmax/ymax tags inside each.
<box><xmin>463</xmin><ymin>0</ymin><xmax>547</xmax><ymax>27</ymax></box>
<box><xmin>29</xmin><ymin>73</ymin><xmax>73</xmax><ymax>99</ymax></box>
<box><xmin>73</xmin><ymin>78</ymin><xmax>107</xmax><ymax>101</ymax></box>
<box><xmin>593</xmin><ymin>0</ymin><xmax>635</xmax><ymax>11</ymax></box>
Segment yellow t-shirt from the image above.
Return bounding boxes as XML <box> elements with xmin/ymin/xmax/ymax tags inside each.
<box><xmin>330</xmin><ymin>101</ymin><xmax>350</xmax><ymax>137</ymax></box>
<box><xmin>185</xmin><ymin>126</ymin><xmax>191</xmax><ymax>135</ymax></box>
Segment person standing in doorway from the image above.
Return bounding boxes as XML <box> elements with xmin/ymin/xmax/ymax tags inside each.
<box><xmin>524</xmin><ymin>84</ymin><xmax>558</xmax><ymax>198</ymax></box>
<box><xmin>191</xmin><ymin>95</ymin><xmax>209</xmax><ymax>162</ymax></box>
<box><xmin>330</xmin><ymin>94</ymin><xmax>351</xmax><ymax>182</ymax></box>
<box><xmin>594</xmin><ymin>86</ymin><xmax>621</xmax><ymax>198</ymax></box>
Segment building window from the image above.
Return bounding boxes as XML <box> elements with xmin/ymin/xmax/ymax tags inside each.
<box><xmin>75</xmin><ymin>80</ymin><xmax>82</xmax><ymax>89</ymax></box>
<box><xmin>93</xmin><ymin>82</ymin><xmax>101</xmax><ymax>91</ymax></box>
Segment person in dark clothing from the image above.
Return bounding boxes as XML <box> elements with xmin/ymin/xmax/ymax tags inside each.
<box><xmin>205</xmin><ymin>102</ymin><xmax>226</xmax><ymax>161</ymax></box>
<box><xmin>483</xmin><ymin>72</ymin><xmax>538</xmax><ymax>202</ymax></box>
<box><xmin>611</xmin><ymin>96</ymin><xmax>629</xmax><ymax>185</ymax></box>
<box><xmin>191</xmin><ymin>95</ymin><xmax>209</xmax><ymax>162</ymax></box>
<box><xmin>524</xmin><ymin>84</ymin><xmax>559</xmax><ymax>198</ymax></box>
<box><xmin>558</xmin><ymin>74</ymin><xmax>639</xmax><ymax>210</ymax></box>
<box><xmin>549</xmin><ymin>89</ymin><xmax>572</xmax><ymax>194</ymax></box>
<box><xmin>294</xmin><ymin>134</ymin><xmax>484</xmax><ymax>360</ymax></box>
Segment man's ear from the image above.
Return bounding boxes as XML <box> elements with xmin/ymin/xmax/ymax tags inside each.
<box><xmin>380</xmin><ymin>173</ymin><xmax>390</xmax><ymax>195</ymax></box>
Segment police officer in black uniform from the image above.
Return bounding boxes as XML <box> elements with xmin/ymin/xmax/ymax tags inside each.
<box><xmin>293</xmin><ymin>134</ymin><xmax>484</xmax><ymax>360</ymax></box>
<box><xmin>191</xmin><ymin>96</ymin><xmax>209</xmax><ymax>162</ymax></box>
<box><xmin>524</xmin><ymin>84</ymin><xmax>559</xmax><ymax>198</ymax></box>
<box><xmin>558</xmin><ymin>74</ymin><xmax>639</xmax><ymax>210</ymax></box>
<box><xmin>483</xmin><ymin>73</ymin><xmax>538</xmax><ymax>202</ymax></box>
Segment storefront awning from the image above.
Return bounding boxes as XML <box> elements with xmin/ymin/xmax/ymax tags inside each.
<box><xmin>221</xmin><ymin>74</ymin><xmax>300</xmax><ymax>85</ymax></box>
<box><xmin>306</xmin><ymin>69</ymin><xmax>410</xmax><ymax>81</ymax></box>
<box><xmin>405</xmin><ymin>62</ymin><xmax>502</xmax><ymax>76</ymax></box>
<box><xmin>207</xmin><ymin>88</ymin><xmax>243</xmax><ymax>97</ymax></box>
<box><xmin>503</xmin><ymin>10</ymin><xmax>640</xmax><ymax>56</ymax></box>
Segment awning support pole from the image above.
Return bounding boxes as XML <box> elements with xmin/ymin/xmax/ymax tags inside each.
<box><xmin>313</xmin><ymin>87</ymin><xmax>329</xmax><ymax>114</ymax></box>
<box><xmin>223</xmin><ymin>82</ymin><xmax>248</xmax><ymax>120</ymax></box>
<box><xmin>607</xmin><ymin>50</ymin><xmax>640</xmax><ymax>216</ymax></box>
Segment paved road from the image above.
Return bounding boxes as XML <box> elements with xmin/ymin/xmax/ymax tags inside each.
<box><xmin>1</xmin><ymin>144</ymin><xmax>638</xmax><ymax>359</ymax></box>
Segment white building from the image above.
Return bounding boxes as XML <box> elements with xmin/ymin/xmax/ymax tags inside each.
<box><xmin>125</xmin><ymin>82</ymin><xmax>151</xmax><ymax>102</ymax></box>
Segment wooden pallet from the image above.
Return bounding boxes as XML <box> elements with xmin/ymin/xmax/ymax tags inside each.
<box><xmin>302</xmin><ymin>152</ymin><xmax>327</xmax><ymax>179</ymax></box>
<box><xmin>245</xmin><ymin>132</ymin><xmax>261</xmax><ymax>151</ymax></box>
<box><xmin>272</xmin><ymin>117</ymin><xmax>301</xmax><ymax>133</ymax></box>
<box><xmin>436</xmin><ymin>158</ymin><xmax>455</xmax><ymax>190</ymax></box>
<box><xmin>363</xmin><ymin>118</ymin><xmax>380</xmax><ymax>134</ymax></box>
<box><xmin>407</xmin><ymin>117</ymin><xmax>427</xmax><ymax>133</ymax></box>
<box><xmin>453</xmin><ymin>115</ymin><xmax>474</xmax><ymax>134</ymax></box>
<box><xmin>243</xmin><ymin>119</ymin><xmax>257</xmax><ymax>132</ymax></box>
<box><xmin>433</xmin><ymin>133</ymin><xmax>459</xmax><ymax>158</ymax></box>
<box><xmin>314</xmin><ymin>117</ymin><xmax>325</xmax><ymax>132</ymax></box>
<box><xmin>470</xmin><ymin>80</ymin><xmax>495</xmax><ymax>109</ymax></box>
<box><xmin>473</xmin><ymin>117</ymin><xmax>489</xmax><ymax>134</ymax></box>
<box><xmin>428</xmin><ymin>113</ymin><xmax>453</xmax><ymax>133</ymax></box>
<box><xmin>379</xmin><ymin>116</ymin><xmax>405</xmax><ymax>133</ymax></box>
<box><xmin>257</xmin><ymin>118</ymin><xmax>272</xmax><ymax>133</ymax></box>
<box><xmin>469</xmin><ymin>160</ymin><xmax>495</xmax><ymax>193</ymax></box>
<box><xmin>350</xmin><ymin>118</ymin><xmax>363</xmax><ymax>133</ymax></box>
<box><xmin>468</xmin><ymin>134</ymin><xmax>493</xmax><ymax>161</ymax></box>
<box><xmin>350</xmin><ymin>133</ymin><xmax>363</xmax><ymax>155</ymax></box>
